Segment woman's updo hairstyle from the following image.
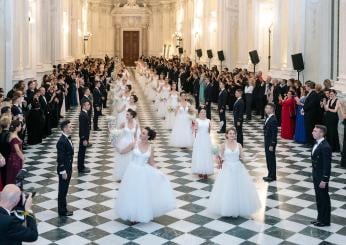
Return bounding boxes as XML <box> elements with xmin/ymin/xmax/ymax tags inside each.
<box><xmin>127</xmin><ymin>108</ymin><xmax>137</xmax><ymax>118</ymax></box>
<box><xmin>145</xmin><ymin>127</ymin><xmax>156</xmax><ymax>141</ymax></box>
<box><xmin>9</xmin><ymin>119</ymin><xmax>21</xmax><ymax>133</ymax></box>
<box><xmin>131</xmin><ymin>94</ymin><xmax>138</xmax><ymax>103</ymax></box>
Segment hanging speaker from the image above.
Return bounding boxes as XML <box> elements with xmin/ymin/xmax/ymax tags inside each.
<box><xmin>291</xmin><ymin>53</ymin><xmax>304</xmax><ymax>71</ymax></box>
<box><xmin>178</xmin><ymin>48</ymin><xmax>183</xmax><ymax>54</ymax></box>
<box><xmin>249</xmin><ymin>50</ymin><xmax>260</xmax><ymax>65</ymax></box>
<box><xmin>217</xmin><ymin>51</ymin><xmax>225</xmax><ymax>61</ymax></box>
<box><xmin>207</xmin><ymin>50</ymin><xmax>213</xmax><ymax>59</ymax></box>
<box><xmin>196</xmin><ymin>49</ymin><xmax>202</xmax><ymax>58</ymax></box>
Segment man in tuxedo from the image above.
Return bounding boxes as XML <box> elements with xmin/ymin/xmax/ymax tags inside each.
<box><xmin>93</xmin><ymin>81</ymin><xmax>102</xmax><ymax>131</ymax></box>
<box><xmin>233</xmin><ymin>89</ymin><xmax>245</xmax><ymax>146</ymax></box>
<box><xmin>204</xmin><ymin>78</ymin><xmax>213</xmax><ymax>119</ymax></box>
<box><xmin>310</xmin><ymin>125</ymin><xmax>332</xmax><ymax>227</ymax></box>
<box><xmin>303</xmin><ymin>81</ymin><xmax>321</xmax><ymax>147</ymax></box>
<box><xmin>263</xmin><ymin>103</ymin><xmax>278</xmax><ymax>182</ymax></box>
<box><xmin>193</xmin><ymin>73</ymin><xmax>200</xmax><ymax>109</ymax></box>
<box><xmin>56</xmin><ymin>120</ymin><xmax>74</xmax><ymax>216</ymax></box>
<box><xmin>0</xmin><ymin>184</ymin><xmax>38</xmax><ymax>244</ymax></box>
<box><xmin>217</xmin><ymin>81</ymin><xmax>227</xmax><ymax>133</ymax></box>
<box><xmin>77</xmin><ymin>101</ymin><xmax>91</xmax><ymax>174</ymax></box>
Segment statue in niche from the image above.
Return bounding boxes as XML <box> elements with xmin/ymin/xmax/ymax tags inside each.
<box><xmin>125</xmin><ymin>0</ymin><xmax>138</xmax><ymax>7</ymax></box>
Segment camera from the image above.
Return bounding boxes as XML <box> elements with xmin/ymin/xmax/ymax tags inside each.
<box><xmin>15</xmin><ymin>169</ymin><xmax>36</xmax><ymax>211</ymax></box>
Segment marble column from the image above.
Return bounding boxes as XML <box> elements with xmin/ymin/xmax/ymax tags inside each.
<box><xmin>237</xmin><ymin>0</ymin><xmax>250</xmax><ymax>68</ymax></box>
<box><xmin>0</xmin><ymin>0</ymin><xmax>5</xmax><ymax>90</ymax></box>
<box><xmin>339</xmin><ymin>0</ymin><xmax>346</xmax><ymax>84</ymax></box>
<box><xmin>88</xmin><ymin>1</ymin><xmax>100</xmax><ymax>57</ymax></box>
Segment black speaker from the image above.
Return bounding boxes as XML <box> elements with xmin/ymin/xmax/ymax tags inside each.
<box><xmin>178</xmin><ymin>48</ymin><xmax>183</xmax><ymax>54</ymax></box>
<box><xmin>207</xmin><ymin>50</ymin><xmax>213</xmax><ymax>59</ymax></box>
<box><xmin>196</xmin><ymin>49</ymin><xmax>202</xmax><ymax>58</ymax></box>
<box><xmin>291</xmin><ymin>53</ymin><xmax>304</xmax><ymax>71</ymax></box>
<box><xmin>217</xmin><ymin>51</ymin><xmax>225</xmax><ymax>61</ymax></box>
<box><xmin>249</xmin><ymin>50</ymin><xmax>259</xmax><ymax>64</ymax></box>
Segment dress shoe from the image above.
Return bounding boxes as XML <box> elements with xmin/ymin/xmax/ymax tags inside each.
<box><xmin>313</xmin><ymin>222</ymin><xmax>330</xmax><ymax>227</ymax></box>
<box><xmin>94</xmin><ymin>128</ymin><xmax>102</xmax><ymax>131</ymax></box>
<box><xmin>310</xmin><ymin>220</ymin><xmax>319</xmax><ymax>225</ymax></box>
<box><xmin>59</xmin><ymin>211</ymin><xmax>73</xmax><ymax>217</ymax></box>
<box><xmin>78</xmin><ymin>167</ymin><xmax>91</xmax><ymax>174</ymax></box>
<box><xmin>263</xmin><ymin>177</ymin><xmax>276</xmax><ymax>182</ymax></box>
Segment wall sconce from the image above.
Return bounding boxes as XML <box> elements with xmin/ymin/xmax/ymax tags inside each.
<box><xmin>83</xmin><ymin>32</ymin><xmax>92</xmax><ymax>55</ymax></box>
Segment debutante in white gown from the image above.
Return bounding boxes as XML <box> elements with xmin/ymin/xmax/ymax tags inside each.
<box><xmin>191</xmin><ymin>118</ymin><xmax>214</xmax><ymax>175</ymax></box>
<box><xmin>169</xmin><ymin>103</ymin><xmax>194</xmax><ymax>147</ymax></box>
<box><xmin>116</xmin><ymin>144</ymin><xmax>176</xmax><ymax>223</ymax></box>
<box><xmin>113</xmin><ymin>121</ymin><xmax>139</xmax><ymax>181</ymax></box>
<box><xmin>164</xmin><ymin>93</ymin><xmax>179</xmax><ymax>129</ymax></box>
<box><xmin>116</xmin><ymin>95</ymin><xmax>131</xmax><ymax>128</ymax></box>
<box><xmin>208</xmin><ymin>144</ymin><xmax>261</xmax><ymax>217</ymax></box>
<box><xmin>158</xmin><ymin>86</ymin><xmax>170</xmax><ymax>118</ymax></box>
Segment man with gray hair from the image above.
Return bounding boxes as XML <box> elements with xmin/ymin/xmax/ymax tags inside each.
<box><xmin>0</xmin><ymin>184</ymin><xmax>38</xmax><ymax>244</ymax></box>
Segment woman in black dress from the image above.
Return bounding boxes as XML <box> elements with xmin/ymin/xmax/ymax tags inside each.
<box><xmin>323</xmin><ymin>89</ymin><xmax>341</xmax><ymax>152</ymax></box>
<box><xmin>27</xmin><ymin>94</ymin><xmax>44</xmax><ymax>145</ymax></box>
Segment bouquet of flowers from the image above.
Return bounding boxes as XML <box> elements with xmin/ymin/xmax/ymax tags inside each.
<box><xmin>109</xmin><ymin>128</ymin><xmax>122</xmax><ymax>146</ymax></box>
<box><xmin>159</xmin><ymin>97</ymin><xmax>165</xmax><ymax>102</ymax></box>
<box><xmin>106</xmin><ymin>115</ymin><xmax>117</xmax><ymax>130</ymax></box>
<box><xmin>167</xmin><ymin>106</ymin><xmax>175</xmax><ymax>113</ymax></box>
<box><xmin>211</xmin><ymin>144</ymin><xmax>219</xmax><ymax>155</ymax></box>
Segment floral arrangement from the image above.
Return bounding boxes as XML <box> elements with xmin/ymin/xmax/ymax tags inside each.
<box><xmin>109</xmin><ymin>128</ymin><xmax>122</xmax><ymax>145</ymax></box>
<box><xmin>159</xmin><ymin>97</ymin><xmax>166</xmax><ymax>102</ymax></box>
<box><xmin>167</xmin><ymin>106</ymin><xmax>175</xmax><ymax>113</ymax></box>
<box><xmin>211</xmin><ymin>144</ymin><xmax>219</xmax><ymax>155</ymax></box>
<box><xmin>106</xmin><ymin>116</ymin><xmax>117</xmax><ymax>130</ymax></box>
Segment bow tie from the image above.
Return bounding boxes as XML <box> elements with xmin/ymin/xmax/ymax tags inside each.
<box><xmin>67</xmin><ymin>136</ymin><xmax>72</xmax><ymax>140</ymax></box>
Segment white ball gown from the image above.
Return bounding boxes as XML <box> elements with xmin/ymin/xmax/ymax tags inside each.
<box><xmin>169</xmin><ymin>103</ymin><xmax>194</xmax><ymax>148</ymax></box>
<box><xmin>191</xmin><ymin>118</ymin><xmax>214</xmax><ymax>175</ymax></box>
<box><xmin>208</xmin><ymin>143</ymin><xmax>261</xmax><ymax>217</ymax></box>
<box><xmin>116</xmin><ymin>144</ymin><xmax>176</xmax><ymax>223</ymax></box>
<box><xmin>116</xmin><ymin>95</ymin><xmax>130</xmax><ymax>128</ymax></box>
<box><xmin>157</xmin><ymin>85</ymin><xmax>170</xmax><ymax>118</ymax></box>
<box><xmin>113</xmin><ymin>121</ymin><xmax>139</xmax><ymax>181</ymax></box>
<box><xmin>164</xmin><ymin>93</ymin><xmax>179</xmax><ymax>129</ymax></box>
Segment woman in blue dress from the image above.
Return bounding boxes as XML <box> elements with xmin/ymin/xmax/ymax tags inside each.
<box><xmin>294</xmin><ymin>87</ymin><xmax>306</xmax><ymax>144</ymax></box>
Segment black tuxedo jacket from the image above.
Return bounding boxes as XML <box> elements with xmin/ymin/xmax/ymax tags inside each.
<box><xmin>39</xmin><ymin>95</ymin><xmax>48</xmax><ymax>115</ymax></box>
<box><xmin>311</xmin><ymin>139</ymin><xmax>332</xmax><ymax>184</ymax></box>
<box><xmin>56</xmin><ymin>135</ymin><xmax>74</xmax><ymax>174</ymax></box>
<box><xmin>0</xmin><ymin>207</ymin><xmax>38</xmax><ymax>245</ymax></box>
<box><xmin>233</xmin><ymin>98</ymin><xmax>245</xmax><ymax>123</ymax></box>
<box><xmin>204</xmin><ymin>84</ymin><xmax>213</xmax><ymax>103</ymax></box>
<box><xmin>79</xmin><ymin>111</ymin><xmax>91</xmax><ymax>141</ymax></box>
<box><xmin>11</xmin><ymin>105</ymin><xmax>23</xmax><ymax>117</ymax></box>
<box><xmin>264</xmin><ymin>116</ymin><xmax>278</xmax><ymax>147</ymax></box>
<box><xmin>218</xmin><ymin>89</ymin><xmax>227</xmax><ymax>111</ymax></box>
<box><xmin>93</xmin><ymin>88</ymin><xmax>102</xmax><ymax>108</ymax></box>
<box><xmin>303</xmin><ymin>91</ymin><xmax>320</xmax><ymax>118</ymax></box>
<box><xmin>193</xmin><ymin>78</ymin><xmax>200</xmax><ymax>96</ymax></box>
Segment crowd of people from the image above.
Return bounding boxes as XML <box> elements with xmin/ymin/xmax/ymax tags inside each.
<box><xmin>136</xmin><ymin>56</ymin><xmax>346</xmax><ymax>164</ymax></box>
<box><xmin>0</xmin><ymin>55</ymin><xmax>116</xmax><ymax>191</ymax></box>
<box><xmin>0</xmin><ymin>53</ymin><xmax>343</xmax><ymax>239</ymax></box>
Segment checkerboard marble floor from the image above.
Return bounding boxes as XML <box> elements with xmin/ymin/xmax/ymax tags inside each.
<box><xmin>23</xmin><ymin>72</ymin><xmax>346</xmax><ymax>245</ymax></box>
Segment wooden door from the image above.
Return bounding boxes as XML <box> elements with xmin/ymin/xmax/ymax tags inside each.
<box><xmin>123</xmin><ymin>31</ymin><xmax>140</xmax><ymax>66</ymax></box>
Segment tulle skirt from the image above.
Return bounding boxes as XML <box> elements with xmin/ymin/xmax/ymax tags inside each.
<box><xmin>113</xmin><ymin>137</ymin><xmax>133</xmax><ymax>181</ymax></box>
<box><xmin>157</xmin><ymin>100</ymin><xmax>167</xmax><ymax>118</ymax></box>
<box><xmin>208</xmin><ymin>161</ymin><xmax>261</xmax><ymax>217</ymax></box>
<box><xmin>165</xmin><ymin>111</ymin><xmax>176</xmax><ymax>129</ymax></box>
<box><xmin>116</xmin><ymin>162</ymin><xmax>176</xmax><ymax>223</ymax></box>
<box><xmin>191</xmin><ymin>132</ymin><xmax>214</xmax><ymax>175</ymax></box>
<box><xmin>169</xmin><ymin>114</ymin><xmax>194</xmax><ymax>147</ymax></box>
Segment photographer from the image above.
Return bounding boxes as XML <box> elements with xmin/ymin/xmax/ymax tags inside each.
<box><xmin>0</xmin><ymin>184</ymin><xmax>38</xmax><ymax>244</ymax></box>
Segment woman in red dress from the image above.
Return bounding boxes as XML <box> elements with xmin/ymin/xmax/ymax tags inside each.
<box><xmin>280</xmin><ymin>91</ymin><xmax>296</xmax><ymax>139</ymax></box>
<box><xmin>6</xmin><ymin>120</ymin><xmax>25</xmax><ymax>184</ymax></box>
